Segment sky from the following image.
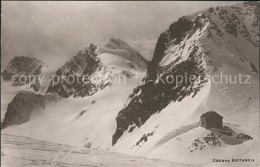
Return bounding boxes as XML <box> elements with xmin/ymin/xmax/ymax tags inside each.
<box><xmin>1</xmin><ymin>1</ymin><xmax>241</xmax><ymax>70</ymax></box>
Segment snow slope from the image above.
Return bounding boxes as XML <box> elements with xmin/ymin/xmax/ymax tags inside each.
<box><xmin>147</xmin><ymin>127</ymin><xmax>258</xmax><ymax>166</ymax></box>
<box><xmin>1</xmin><ymin>39</ymin><xmax>147</xmax><ymax>149</ymax></box>
<box><xmin>1</xmin><ymin>134</ymin><xmax>192</xmax><ymax>167</ymax></box>
<box><xmin>2</xmin><ymin>77</ymin><xmax>143</xmax><ymax>148</ymax></box>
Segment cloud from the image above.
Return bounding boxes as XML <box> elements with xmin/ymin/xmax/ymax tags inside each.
<box><xmin>1</xmin><ymin>1</ymin><xmax>240</xmax><ymax>70</ymax></box>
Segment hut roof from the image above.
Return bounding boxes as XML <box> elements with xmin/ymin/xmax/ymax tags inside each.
<box><xmin>200</xmin><ymin>111</ymin><xmax>223</xmax><ymax>118</ymax></box>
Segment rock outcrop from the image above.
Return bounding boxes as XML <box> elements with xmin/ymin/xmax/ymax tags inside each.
<box><xmin>46</xmin><ymin>44</ymin><xmax>111</xmax><ymax>98</ymax></box>
<box><xmin>1</xmin><ymin>56</ymin><xmax>44</xmax><ymax>91</ymax></box>
<box><xmin>1</xmin><ymin>91</ymin><xmax>59</xmax><ymax>130</ymax></box>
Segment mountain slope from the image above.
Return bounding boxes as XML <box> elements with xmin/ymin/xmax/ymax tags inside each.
<box><xmin>1</xmin><ymin>39</ymin><xmax>147</xmax><ymax>149</ymax></box>
<box><xmin>100</xmin><ymin>38</ymin><xmax>149</xmax><ymax>69</ymax></box>
<box><xmin>111</xmin><ymin>2</ymin><xmax>259</xmax><ymax>165</ymax></box>
<box><xmin>1</xmin><ymin>91</ymin><xmax>59</xmax><ymax>130</ymax></box>
<box><xmin>1</xmin><ymin>134</ymin><xmax>192</xmax><ymax>167</ymax></box>
<box><xmin>46</xmin><ymin>39</ymin><xmax>148</xmax><ymax>98</ymax></box>
<box><xmin>46</xmin><ymin>44</ymin><xmax>111</xmax><ymax>98</ymax></box>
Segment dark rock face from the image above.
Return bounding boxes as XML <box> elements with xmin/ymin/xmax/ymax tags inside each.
<box><xmin>46</xmin><ymin>44</ymin><xmax>111</xmax><ymax>98</ymax></box>
<box><xmin>112</xmin><ymin>17</ymin><xmax>208</xmax><ymax>145</ymax></box>
<box><xmin>1</xmin><ymin>56</ymin><xmax>44</xmax><ymax>91</ymax></box>
<box><xmin>1</xmin><ymin>91</ymin><xmax>59</xmax><ymax>130</ymax></box>
<box><xmin>168</xmin><ymin>17</ymin><xmax>194</xmax><ymax>43</ymax></box>
<box><xmin>145</xmin><ymin>33</ymin><xmax>168</xmax><ymax>81</ymax></box>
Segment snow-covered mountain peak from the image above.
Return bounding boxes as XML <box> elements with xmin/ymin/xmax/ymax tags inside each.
<box><xmin>98</xmin><ymin>38</ymin><xmax>149</xmax><ymax>70</ymax></box>
<box><xmin>105</xmin><ymin>38</ymin><xmax>133</xmax><ymax>50</ymax></box>
<box><xmin>46</xmin><ymin>44</ymin><xmax>112</xmax><ymax>98</ymax></box>
<box><xmin>111</xmin><ymin>3</ymin><xmax>259</xmax><ymax>159</ymax></box>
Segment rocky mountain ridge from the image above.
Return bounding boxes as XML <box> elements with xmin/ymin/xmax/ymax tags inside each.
<box><xmin>112</xmin><ymin>1</ymin><xmax>259</xmax><ymax>145</ymax></box>
<box><xmin>1</xmin><ymin>39</ymin><xmax>148</xmax><ymax>129</ymax></box>
<box><xmin>46</xmin><ymin>44</ymin><xmax>111</xmax><ymax>98</ymax></box>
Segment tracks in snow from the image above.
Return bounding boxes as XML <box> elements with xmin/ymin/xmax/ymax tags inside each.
<box><xmin>50</xmin><ymin>145</ymin><xmax>72</xmax><ymax>166</ymax></box>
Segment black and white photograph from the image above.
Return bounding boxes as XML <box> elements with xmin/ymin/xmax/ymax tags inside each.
<box><xmin>1</xmin><ymin>1</ymin><xmax>259</xmax><ymax>167</ymax></box>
